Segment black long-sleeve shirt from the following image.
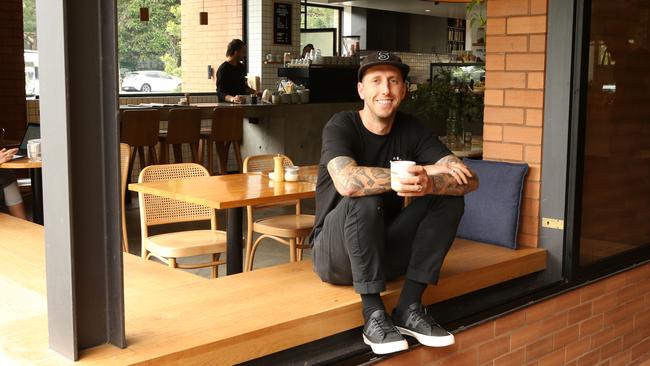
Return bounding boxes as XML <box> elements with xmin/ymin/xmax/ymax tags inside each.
<box><xmin>216</xmin><ymin>61</ymin><xmax>248</xmax><ymax>102</ymax></box>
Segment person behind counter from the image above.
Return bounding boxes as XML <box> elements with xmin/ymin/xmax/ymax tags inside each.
<box><xmin>0</xmin><ymin>148</ymin><xmax>27</xmax><ymax>220</ymax></box>
<box><xmin>216</xmin><ymin>39</ymin><xmax>256</xmax><ymax>104</ymax></box>
<box><xmin>301</xmin><ymin>43</ymin><xmax>314</xmax><ymax>58</ymax></box>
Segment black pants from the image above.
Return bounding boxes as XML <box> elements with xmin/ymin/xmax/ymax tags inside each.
<box><xmin>313</xmin><ymin>194</ymin><xmax>464</xmax><ymax>294</ymax></box>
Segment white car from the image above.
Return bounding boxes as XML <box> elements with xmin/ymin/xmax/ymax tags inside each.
<box><xmin>121</xmin><ymin>70</ymin><xmax>181</xmax><ymax>92</ymax></box>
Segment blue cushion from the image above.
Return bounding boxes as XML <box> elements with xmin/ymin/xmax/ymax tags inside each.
<box><xmin>457</xmin><ymin>159</ymin><xmax>529</xmax><ymax>249</ymax></box>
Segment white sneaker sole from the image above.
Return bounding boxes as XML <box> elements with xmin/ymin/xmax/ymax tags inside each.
<box><xmin>396</xmin><ymin>326</ymin><xmax>455</xmax><ymax>347</ymax></box>
<box><xmin>363</xmin><ymin>334</ymin><xmax>409</xmax><ymax>354</ymax></box>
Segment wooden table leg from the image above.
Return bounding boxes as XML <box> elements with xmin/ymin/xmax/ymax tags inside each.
<box><xmin>226</xmin><ymin>207</ymin><xmax>243</xmax><ymax>274</ymax></box>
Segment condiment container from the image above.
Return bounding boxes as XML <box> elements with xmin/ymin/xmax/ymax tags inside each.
<box><xmin>284</xmin><ymin>166</ymin><xmax>299</xmax><ymax>182</ymax></box>
<box><xmin>272</xmin><ymin>155</ymin><xmax>284</xmax><ymax>182</ymax></box>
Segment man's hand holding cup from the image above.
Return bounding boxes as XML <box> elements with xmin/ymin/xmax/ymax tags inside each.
<box><xmin>390</xmin><ymin>160</ymin><xmax>429</xmax><ymax>197</ymax></box>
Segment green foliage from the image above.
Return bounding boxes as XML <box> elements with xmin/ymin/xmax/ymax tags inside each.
<box><xmin>400</xmin><ymin>69</ymin><xmax>484</xmax><ymax>135</ymax></box>
<box><xmin>467</xmin><ymin>0</ymin><xmax>487</xmax><ymax>29</ymax></box>
<box><xmin>117</xmin><ymin>0</ymin><xmax>181</xmax><ymax>72</ymax></box>
<box><xmin>305</xmin><ymin>6</ymin><xmax>338</xmax><ymax>29</ymax></box>
<box><xmin>23</xmin><ymin>0</ymin><xmax>36</xmax><ymax>33</ymax></box>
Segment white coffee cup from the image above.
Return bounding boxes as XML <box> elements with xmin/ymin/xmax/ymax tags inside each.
<box><xmin>27</xmin><ymin>139</ymin><xmax>42</xmax><ymax>161</ymax></box>
<box><xmin>390</xmin><ymin>160</ymin><xmax>415</xmax><ymax>191</ymax></box>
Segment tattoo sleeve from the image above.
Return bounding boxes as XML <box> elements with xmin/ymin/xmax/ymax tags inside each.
<box><xmin>327</xmin><ymin>156</ymin><xmax>391</xmax><ymax>197</ymax></box>
<box><xmin>435</xmin><ymin>154</ymin><xmax>463</xmax><ymax>165</ymax></box>
<box><xmin>429</xmin><ymin>173</ymin><xmax>479</xmax><ymax>196</ymax></box>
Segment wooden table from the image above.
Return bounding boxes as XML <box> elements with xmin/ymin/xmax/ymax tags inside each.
<box><xmin>128</xmin><ymin>167</ymin><xmax>317</xmax><ymax>274</ymax></box>
<box><xmin>0</xmin><ymin>158</ymin><xmax>43</xmax><ymax>224</ymax></box>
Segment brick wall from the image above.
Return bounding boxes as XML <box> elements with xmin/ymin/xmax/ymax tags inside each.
<box><xmin>0</xmin><ymin>0</ymin><xmax>27</xmax><ymax>141</ymax></box>
<box><xmin>379</xmin><ymin>263</ymin><xmax>650</xmax><ymax>366</ymax></box>
<box><xmin>180</xmin><ymin>0</ymin><xmax>243</xmax><ymax>92</ymax></box>
<box><xmin>482</xmin><ymin>0</ymin><xmax>547</xmax><ymax>248</ymax></box>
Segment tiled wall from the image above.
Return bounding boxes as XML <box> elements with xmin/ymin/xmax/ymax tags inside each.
<box><xmin>0</xmin><ymin>0</ymin><xmax>27</xmax><ymax>141</ymax></box>
<box><xmin>378</xmin><ymin>263</ymin><xmax>650</xmax><ymax>366</ymax></box>
<box><xmin>181</xmin><ymin>0</ymin><xmax>243</xmax><ymax>92</ymax></box>
<box><xmin>482</xmin><ymin>0</ymin><xmax>547</xmax><ymax>248</ymax></box>
<box><xmin>392</xmin><ymin>52</ymin><xmax>452</xmax><ymax>85</ymax></box>
<box><xmin>255</xmin><ymin>0</ymin><xmax>301</xmax><ymax>92</ymax></box>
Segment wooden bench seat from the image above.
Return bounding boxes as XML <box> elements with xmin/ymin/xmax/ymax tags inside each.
<box><xmin>0</xmin><ymin>213</ymin><xmax>546</xmax><ymax>365</ymax></box>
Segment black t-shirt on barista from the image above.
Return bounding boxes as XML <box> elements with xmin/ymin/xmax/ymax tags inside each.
<box><xmin>311</xmin><ymin>110</ymin><xmax>451</xmax><ymax>242</ymax></box>
<box><xmin>216</xmin><ymin>61</ymin><xmax>248</xmax><ymax>102</ymax></box>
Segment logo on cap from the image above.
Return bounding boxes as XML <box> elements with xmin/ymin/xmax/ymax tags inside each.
<box><xmin>377</xmin><ymin>51</ymin><xmax>390</xmax><ymax>61</ymax></box>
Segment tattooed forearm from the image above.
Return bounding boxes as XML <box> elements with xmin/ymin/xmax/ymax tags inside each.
<box><xmin>430</xmin><ymin>173</ymin><xmax>479</xmax><ymax>196</ymax></box>
<box><xmin>327</xmin><ymin>156</ymin><xmax>391</xmax><ymax>196</ymax></box>
<box><xmin>435</xmin><ymin>154</ymin><xmax>463</xmax><ymax>165</ymax></box>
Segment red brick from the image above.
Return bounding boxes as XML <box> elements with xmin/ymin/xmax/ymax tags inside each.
<box><xmin>523</xmin><ymin>181</ymin><xmax>540</xmax><ymax>199</ymax></box>
<box><xmin>486</xmin><ymin>53</ymin><xmax>506</xmax><ymax>71</ymax></box>
<box><xmin>604</xmin><ymin>305</ymin><xmax>628</xmax><ymax>327</ymax></box>
<box><xmin>538</xmin><ymin>348</ymin><xmax>566</xmax><ymax>366</ymax></box>
<box><xmin>617</xmin><ymin>284</ymin><xmax>639</xmax><ymax>305</ymax></box>
<box><xmin>576</xmin><ymin>349</ymin><xmax>600</xmax><ymax>366</ymax></box>
<box><xmin>526</xmin><ymin>336</ymin><xmax>554</xmax><ymax>362</ymax></box>
<box><xmin>528</xmin><ymin>72</ymin><xmax>545</xmax><ymax>89</ymax></box>
<box><xmin>591</xmin><ymin>327</ymin><xmax>617</xmax><ymax>349</ymax></box>
<box><xmin>440</xmin><ymin>349</ymin><xmax>478</xmax><ymax>366</ymax></box>
<box><xmin>603</xmin><ymin>274</ymin><xmax>627</xmax><ymax>294</ymax></box>
<box><xmin>622</xmin><ymin>326</ymin><xmax>648</xmax><ymax>349</ymax></box>
<box><xmin>488</xmin><ymin>0</ymin><xmax>529</xmax><ymax>16</ymax></box>
<box><xmin>630</xmin><ymin>338</ymin><xmax>650</xmax><ymax>363</ymax></box>
<box><xmin>488</xmin><ymin>35</ymin><xmax>528</xmax><ymax>53</ymax></box>
<box><xmin>503</xmin><ymin>126</ymin><xmax>543</xmax><ymax>145</ymax></box>
<box><xmin>608</xmin><ymin>351</ymin><xmax>631</xmax><ymax>366</ymax></box>
<box><xmin>484</xmin><ymin>106</ymin><xmax>525</xmax><ymax>124</ymax></box>
<box><xmin>580</xmin><ymin>314</ymin><xmax>605</xmax><ymax>337</ymax></box>
<box><xmin>531</xmin><ymin>0</ymin><xmax>548</xmax><ymax>15</ymax></box>
<box><xmin>568</xmin><ymin>303</ymin><xmax>592</xmax><ymax>325</ymax></box>
<box><xmin>553</xmin><ymin>324</ymin><xmax>579</xmax><ymax>350</ymax></box>
<box><xmin>483</xmin><ymin>142</ymin><xmax>524</xmax><ymax>161</ymax></box>
<box><xmin>625</xmin><ymin>298</ymin><xmax>646</xmax><ymax>319</ymax></box>
<box><xmin>458</xmin><ymin>323</ymin><xmax>495</xmax><ymax>350</ymax></box>
<box><xmin>478</xmin><ymin>335</ymin><xmax>511</xmax><ymax>364</ymax></box>
<box><xmin>485</xmin><ymin>89</ymin><xmax>504</xmax><ymax>106</ymax></box>
<box><xmin>524</xmin><ymin>145</ymin><xmax>542</xmax><ymax>164</ymax></box>
<box><xmin>507</xmin><ymin>16</ymin><xmax>547</xmax><ymax>35</ymax></box>
<box><xmin>553</xmin><ymin>291</ymin><xmax>581</xmax><ymax>314</ymax></box>
<box><xmin>484</xmin><ymin>124</ymin><xmax>504</xmax><ymax>141</ymax></box>
<box><xmin>626</xmin><ymin>266</ymin><xmax>648</xmax><ymax>285</ymax></box>
<box><xmin>525</xmin><ymin>108</ymin><xmax>543</xmax><ymax>126</ymax></box>
<box><xmin>488</xmin><ymin>18</ymin><xmax>507</xmax><ymax>35</ymax></box>
<box><xmin>511</xmin><ymin>320</ymin><xmax>544</xmax><ymax>350</ymax></box>
<box><xmin>593</xmin><ymin>295</ymin><xmax>619</xmax><ymax>315</ymax></box>
<box><xmin>541</xmin><ymin>311</ymin><xmax>568</xmax><ymax>335</ymax></box>
<box><xmin>495</xmin><ymin>348</ymin><xmax>526</xmax><ymax>366</ymax></box>
<box><xmin>529</xmin><ymin>35</ymin><xmax>547</xmax><ymax>52</ymax></box>
<box><xmin>526</xmin><ymin>299</ymin><xmax>556</xmax><ymax>323</ymax></box>
<box><xmin>486</xmin><ymin>71</ymin><xmax>527</xmax><ymax>88</ymax></box>
<box><xmin>565</xmin><ymin>338</ymin><xmax>591</xmax><ymax>362</ymax></box>
<box><xmin>581</xmin><ymin>281</ymin><xmax>608</xmax><ymax>303</ymax></box>
<box><xmin>505</xmin><ymin>90</ymin><xmax>545</xmax><ymax>108</ymax></box>
<box><xmin>379</xmin><ymin>349</ymin><xmax>421</xmax><ymax>365</ymax></box>
<box><xmin>600</xmin><ymin>338</ymin><xmax>623</xmax><ymax>360</ymax></box>
<box><xmin>496</xmin><ymin>311</ymin><xmax>527</xmax><ymax>335</ymax></box>
<box><xmin>612</xmin><ymin>318</ymin><xmax>634</xmax><ymax>340</ymax></box>
<box><xmin>634</xmin><ymin>308</ymin><xmax>650</xmax><ymax>330</ymax></box>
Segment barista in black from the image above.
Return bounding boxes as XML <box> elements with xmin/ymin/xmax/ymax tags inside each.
<box><xmin>310</xmin><ymin>51</ymin><xmax>478</xmax><ymax>355</ymax></box>
<box><xmin>216</xmin><ymin>39</ymin><xmax>255</xmax><ymax>103</ymax></box>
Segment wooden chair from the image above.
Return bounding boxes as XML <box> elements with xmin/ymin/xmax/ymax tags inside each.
<box><xmin>200</xmin><ymin>107</ymin><xmax>243</xmax><ymax>175</ymax></box>
<box><xmin>120</xmin><ymin>109</ymin><xmax>160</xmax><ymax>188</ymax></box>
<box><xmin>120</xmin><ymin>143</ymin><xmax>130</xmax><ymax>252</ymax></box>
<box><xmin>243</xmin><ymin>154</ymin><xmax>315</xmax><ymax>271</ymax></box>
<box><xmin>137</xmin><ymin>163</ymin><xmax>227</xmax><ymax>278</ymax></box>
<box><xmin>159</xmin><ymin>108</ymin><xmax>201</xmax><ymax>164</ymax></box>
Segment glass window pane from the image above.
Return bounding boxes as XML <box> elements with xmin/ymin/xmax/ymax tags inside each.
<box><xmin>306</xmin><ymin>6</ymin><xmax>338</xmax><ymax>29</ymax></box>
<box><xmin>579</xmin><ymin>0</ymin><xmax>650</xmax><ymax>266</ymax></box>
<box><xmin>23</xmin><ymin>0</ymin><xmax>38</xmax><ymax>98</ymax></box>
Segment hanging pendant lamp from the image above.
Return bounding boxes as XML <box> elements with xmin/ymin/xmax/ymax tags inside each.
<box><xmin>200</xmin><ymin>0</ymin><xmax>208</xmax><ymax>25</ymax></box>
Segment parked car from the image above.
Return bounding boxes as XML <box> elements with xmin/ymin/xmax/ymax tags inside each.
<box><xmin>121</xmin><ymin>70</ymin><xmax>181</xmax><ymax>92</ymax></box>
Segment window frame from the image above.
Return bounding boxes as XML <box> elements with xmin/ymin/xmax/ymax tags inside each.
<box><xmin>300</xmin><ymin>1</ymin><xmax>343</xmax><ymax>56</ymax></box>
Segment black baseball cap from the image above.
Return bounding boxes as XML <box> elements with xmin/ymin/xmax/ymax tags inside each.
<box><xmin>358</xmin><ymin>51</ymin><xmax>410</xmax><ymax>81</ymax></box>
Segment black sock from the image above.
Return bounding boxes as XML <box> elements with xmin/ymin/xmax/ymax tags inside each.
<box><xmin>397</xmin><ymin>279</ymin><xmax>427</xmax><ymax>312</ymax></box>
<box><xmin>361</xmin><ymin>293</ymin><xmax>385</xmax><ymax>322</ymax></box>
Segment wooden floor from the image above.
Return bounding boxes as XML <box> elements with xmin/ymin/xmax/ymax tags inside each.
<box><xmin>0</xmin><ymin>213</ymin><xmax>546</xmax><ymax>365</ymax></box>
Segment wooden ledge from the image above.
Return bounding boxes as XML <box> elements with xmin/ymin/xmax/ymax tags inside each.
<box><xmin>0</xmin><ymin>214</ymin><xmax>546</xmax><ymax>365</ymax></box>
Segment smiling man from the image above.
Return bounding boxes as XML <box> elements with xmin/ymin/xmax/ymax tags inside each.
<box><xmin>310</xmin><ymin>51</ymin><xmax>479</xmax><ymax>354</ymax></box>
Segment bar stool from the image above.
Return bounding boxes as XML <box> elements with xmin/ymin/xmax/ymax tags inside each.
<box><xmin>158</xmin><ymin>108</ymin><xmax>201</xmax><ymax>164</ymax></box>
<box><xmin>199</xmin><ymin>107</ymin><xmax>243</xmax><ymax>175</ymax></box>
<box><xmin>120</xmin><ymin>109</ymin><xmax>160</xmax><ymax>194</ymax></box>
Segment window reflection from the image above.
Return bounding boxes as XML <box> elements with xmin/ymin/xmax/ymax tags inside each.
<box><xmin>579</xmin><ymin>0</ymin><xmax>650</xmax><ymax>265</ymax></box>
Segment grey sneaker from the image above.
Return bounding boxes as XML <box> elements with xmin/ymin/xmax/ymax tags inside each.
<box><xmin>392</xmin><ymin>303</ymin><xmax>455</xmax><ymax>347</ymax></box>
<box><xmin>362</xmin><ymin>309</ymin><xmax>409</xmax><ymax>354</ymax></box>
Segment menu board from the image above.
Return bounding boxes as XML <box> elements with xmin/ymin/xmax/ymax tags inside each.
<box><xmin>273</xmin><ymin>2</ymin><xmax>291</xmax><ymax>45</ymax></box>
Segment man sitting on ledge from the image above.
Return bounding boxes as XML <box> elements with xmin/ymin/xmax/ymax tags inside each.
<box><xmin>310</xmin><ymin>51</ymin><xmax>479</xmax><ymax>355</ymax></box>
